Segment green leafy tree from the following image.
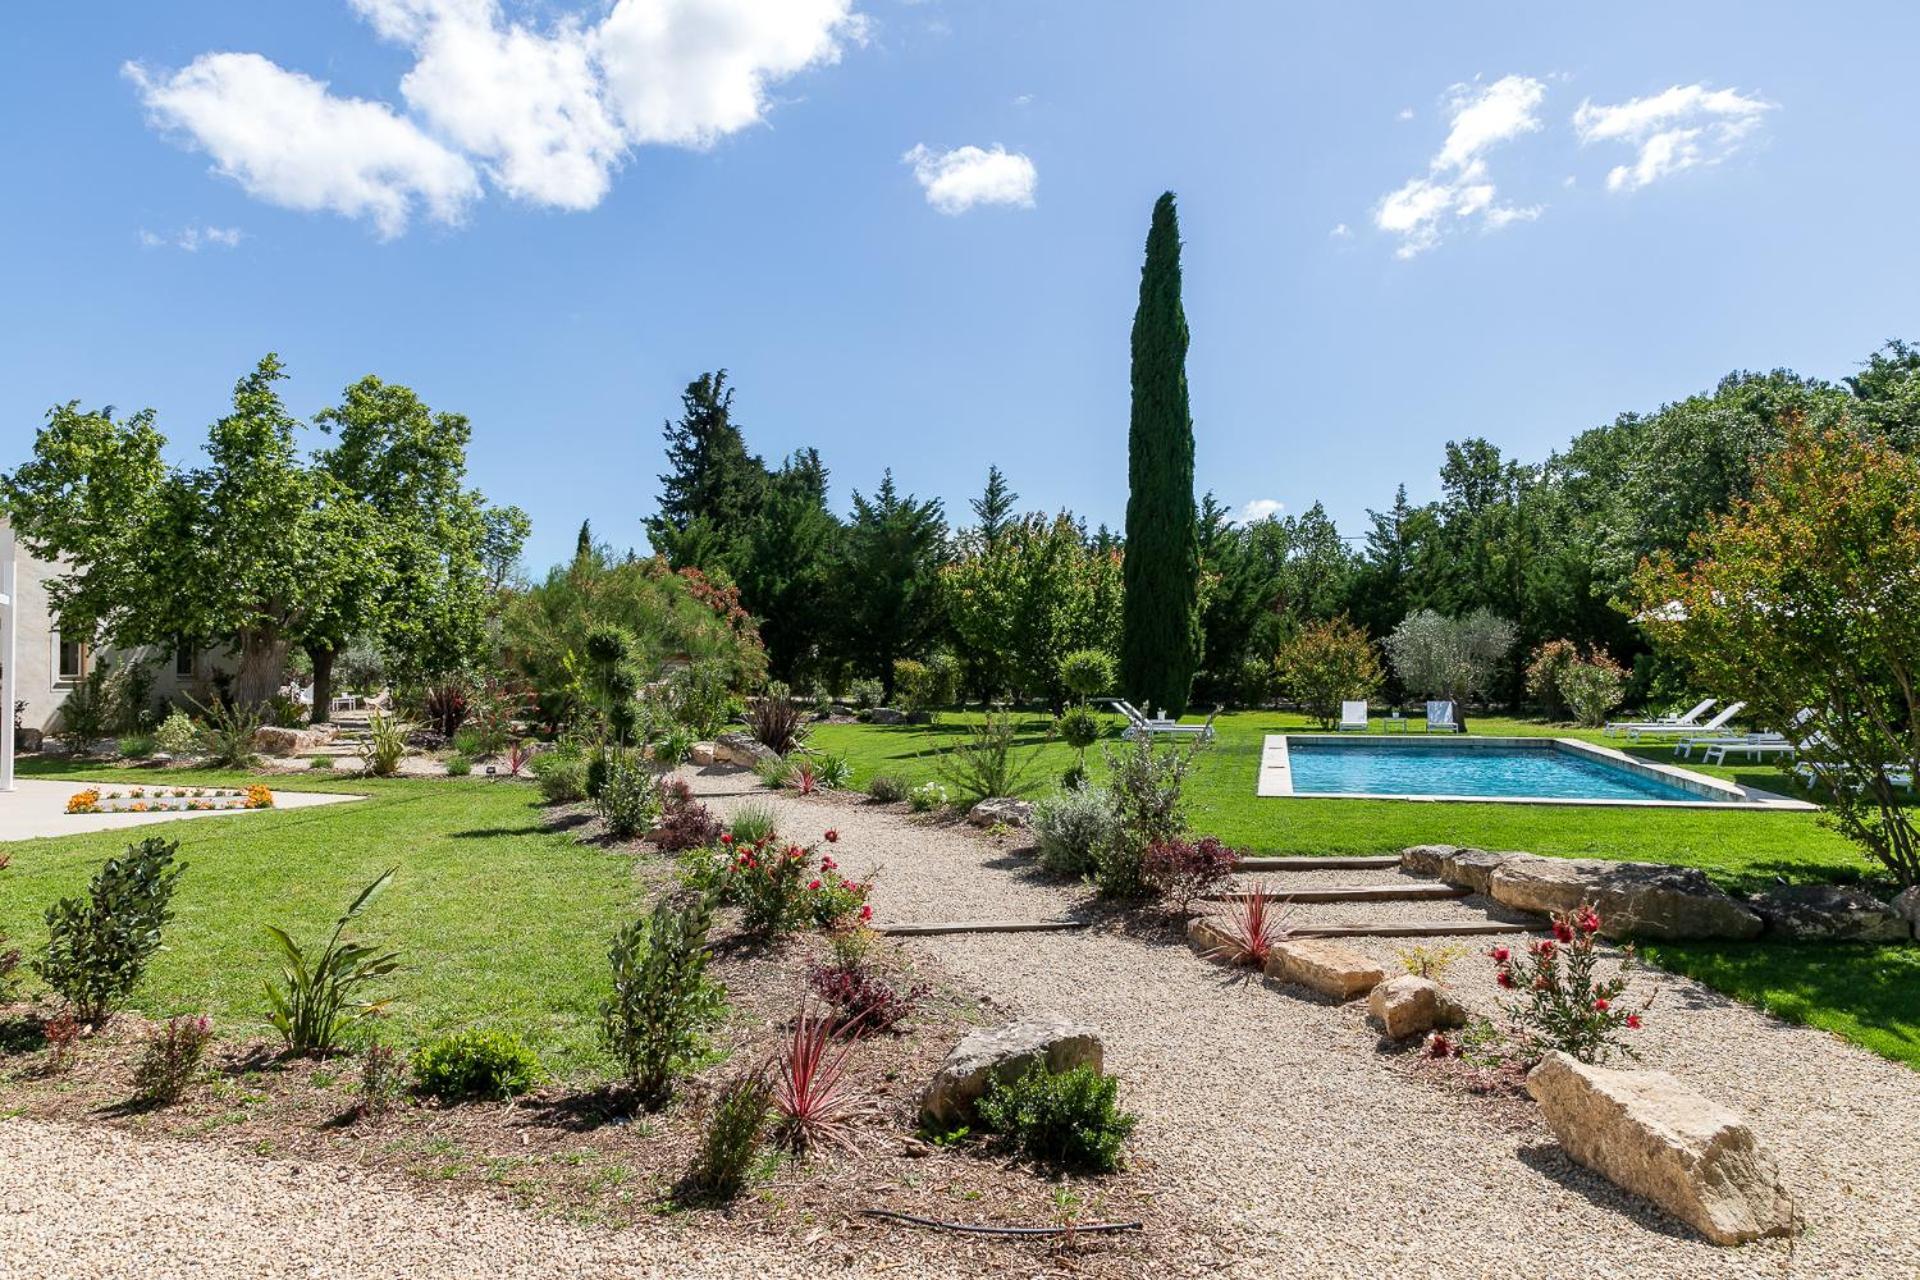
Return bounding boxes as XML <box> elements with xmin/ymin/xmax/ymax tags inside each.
<box><xmin>1120</xmin><ymin>192</ymin><xmax>1202</xmax><ymax>718</ymax></box>
<box><xmin>1635</xmin><ymin>424</ymin><xmax>1920</xmax><ymax>886</ymax></box>
<box><xmin>481</xmin><ymin>504</ymin><xmax>532</xmax><ymax>591</ymax></box>
<box><xmin>1275</xmin><ymin>616</ymin><xmax>1383</xmax><ymax>728</ymax></box>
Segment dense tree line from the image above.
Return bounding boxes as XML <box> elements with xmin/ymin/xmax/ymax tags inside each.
<box><xmin>642</xmin><ymin>338</ymin><xmax>1920</xmax><ymax>712</ymax></box>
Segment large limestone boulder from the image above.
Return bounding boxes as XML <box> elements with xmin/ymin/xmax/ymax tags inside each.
<box><xmin>1399</xmin><ymin>845</ymin><xmax>1459</xmax><ymax>878</ymax></box>
<box><xmin>1487</xmin><ymin>856</ymin><xmax>1762</xmax><ymax>941</ymax></box>
<box><xmin>1444</xmin><ymin>848</ymin><xmax>1526</xmax><ymax>895</ymax></box>
<box><xmin>1894</xmin><ymin>887</ymin><xmax>1920</xmax><ymax>941</ymax></box>
<box><xmin>1527</xmin><ymin>1052</ymin><xmax>1797</xmax><ymax>1246</ymax></box>
<box><xmin>1748</xmin><ymin>884</ymin><xmax>1909</xmax><ymax>942</ymax></box>
<box><xmin>919</xmin><ymin>1016</ymin><xmax>1103</xmax><ymax>1128</ymax></box>
<box><xmin>867</xmin><ymin>707</ymin><xmax>908</xmax><ymax>725</ymax></box>
<box><xmin>253</xmin><ymin>724</ymin><xmax>337</xmax><ymax>756</ymax></box>
<box><xmin>688</xmin><ymin>741</ymin><xmax>717</xmax><ymax>767</ymax></box>
<box><xmin>1265</xmin><ymin>939</ymin><xmax>1384</xmax><ymax>1001</ymax></box>
<box><xmin>1367</xmin><ymin>975</ymin><xmax>1467</xmax><ymax>1040</ymax></box>
<box><xmin>713</xmin><ymin>732</ymin><xmax>778</xmax><ymax>768</ymax></box>
<box><xmin>967</xmin><ymin>797</ymin><xmax>1035</xmax><ymax>829</ymax></box>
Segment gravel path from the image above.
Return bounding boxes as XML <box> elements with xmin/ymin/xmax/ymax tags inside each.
<box><xmin>693</xmin><ymin>771</ymin><xmax>1920</xmax><ymax>1279</ymax></box>
<box><xmin>7</xmin><ymin>766</ymin><xmax>1917</xmax><ymax>1279</ymax></box>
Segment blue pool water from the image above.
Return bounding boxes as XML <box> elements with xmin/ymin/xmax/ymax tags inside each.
<box><xmin>1285</xmin><ymin>740</ymin><xmax>1723</xmax><ymax>803</ymax></box>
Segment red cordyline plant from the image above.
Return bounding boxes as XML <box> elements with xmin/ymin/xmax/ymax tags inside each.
<box><xmin>793</xmin><ymin>763</ymin><xmax>818</xmax><ymax>796</ymax></box>
<box><xmin>771</xmin><ymin>1001</ymin><xmax>871</xmax><ymax>1154</ymax></box>
<box><xmin>1490</xmin><ymin>902</ymin><xmax>1646</xmax><ymax>1063</ymax></box>
<box><xmin>1212</xmin><ymin>883</ymin><xmax>1293</xmax><ymax>968</ymax></box>
<box><xmin>505</xmin><ymin>739</ymin><xmax>536</xmax><ymax>778</ymax></box>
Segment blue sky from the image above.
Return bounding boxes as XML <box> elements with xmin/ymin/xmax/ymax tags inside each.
<box><xmin>4</xmin><ymin>1</ymin><xmax>1917</xmax><ymax>570</ymax></box>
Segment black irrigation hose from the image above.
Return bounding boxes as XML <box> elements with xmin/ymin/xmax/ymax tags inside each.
<box><xmin>858</xmin><ymin>1209</ymin><xmax>1144</xmax><ymax>1238</ymax></box>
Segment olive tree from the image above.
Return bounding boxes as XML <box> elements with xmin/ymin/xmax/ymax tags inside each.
<box><xmin>1384</xmin><ymin>608</ymin><xmax>1517</xmax><ymax>731</ymax></box>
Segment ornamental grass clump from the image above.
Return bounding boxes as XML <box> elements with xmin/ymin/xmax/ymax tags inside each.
<box><xmin>770</xmin><ymin>1001</ymin><xmax>870</xmax><ymax>1155</ymax></box>
<box><xmin>684</xmin><ymin>1073</ymin><xmax>773</xmax><ymax>1201</ymax></box>
<box><xmin>1490</xmin><ymin>903</ymin><xmax>1645</xmax><ymax>1063</ymax></box>
<box><xmin>37</xmin><ymin>836</ymin><xmax>185</xmax><ymax>1026</ymax></box>
<box><xmin>131</xmin><ymin>1014</ymin><xmax>215</xmax><ymax>1104</ymax></box>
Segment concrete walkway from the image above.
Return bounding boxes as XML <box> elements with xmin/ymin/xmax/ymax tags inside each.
<box><xmin>0</xmin><ymin>778</ymin><xmax>361</xmax><ymax>842</ymax></box>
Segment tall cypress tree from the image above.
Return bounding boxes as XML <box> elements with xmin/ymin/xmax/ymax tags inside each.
<box><xmin>1120</xmin><ymin>191</ymin><xmax>1201</xmax><ymax>716</ymax></box>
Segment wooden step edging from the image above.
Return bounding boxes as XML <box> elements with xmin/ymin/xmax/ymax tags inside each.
<box><xmin>876</xmin><ymin>919</ymin><xmax>1089</xmax><ymax>938</ymax></box>
<box><xmin>1287</xmin><ymin>920</ymin><xmax>1537</xmax><ymax>939</ymax></box>
<box><xmin>1204</xmin><ymin>883</ymin><xmax>1469</xmax><ymax>904</ymax></box>
<box><xmin>1234</xmin><ymin>855</ymin><xmax>1402</xmax><ymax>871</ymax></box>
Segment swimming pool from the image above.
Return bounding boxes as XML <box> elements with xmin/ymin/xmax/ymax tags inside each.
<box><xmin>1258</xmin><ymin>735</ymin><xmax>1755</xmax><ymax>806</ymax></box>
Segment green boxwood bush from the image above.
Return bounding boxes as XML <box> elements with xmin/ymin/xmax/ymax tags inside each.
<box><xmin>410</xmin><ymin>1027</ymin><xmax>542</xmax><ymax>1101</ymax></box>
<box><xmin>976</xmin><ymin>1063</ymin><xmax>1137</xmax><ymax>1173</ymax></box>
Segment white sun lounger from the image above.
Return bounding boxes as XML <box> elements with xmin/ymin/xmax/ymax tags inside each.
<box><xmin>1627</xmin><ymin>702</ymin><xmax>1745</xmax><ymax>741</ymax></box>
<box><xmin>1606</xmin><ymin>698</ymin><xmax>1715</xmax><ymax>738</ymax></box>
<box><xmin>1424</xmin><ymin>700</ymin><xmax>1456</xmax><ymax>733</ymax></box>
<box><xmin>1338</xmin><ymin>700</ymin><xmax>1368</xmax><ymax>732</ymax></box>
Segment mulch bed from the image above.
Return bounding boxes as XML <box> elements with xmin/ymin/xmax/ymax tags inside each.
<box><xmin>0</xmin><ymin>798</ymin><xmax>1180</xmax><ymax>1275</ymax></box>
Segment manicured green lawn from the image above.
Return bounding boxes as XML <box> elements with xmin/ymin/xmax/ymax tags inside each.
<box><xmin>810</xmin><ymin>709</ymin><xmax>1873</xmax><ymax>893</ymax></box>
<box><xmin>2</xmin><ymin>761</ymin><xmax>644</xmax><ymax>1076</ymax></box>
<box><xmin>1640</xmin><ymin>941</ymin><xmax>1920</xmax><ymax>1068</ymax></box>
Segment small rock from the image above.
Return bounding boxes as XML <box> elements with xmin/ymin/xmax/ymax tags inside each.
<box><xmin>1527</xmin><ymin>1051</ymin><xmax>1798</xmax><ymax>1246</ymax></box>
<box><xmin>1748</xmin><ymin>884</ymin><xmax>1909</xmax><ymax>942</ymax></box>
<box><xmin>1265</xmin><ymin>939</ymin><xmax>1384</xmax><ymax>1001</ymax></box>
<box><xmin>1894</xmin><ymin>887</ymin><xmax>1920</xmax><ymax>941</ymax></box>
<box><xmin>919</xmin><ymin>1015</ymin><xmax>1103</xmax><ymax>1128</ymax></box>
<box><xmin>1367</xmin><ymin>975</ymin><xmax>1467</xmax><ymax>1039</ymax></box>
<box><xmin>1186</xmin><ymin>915</ymin><xmax>1242</xmax><ymax>963</ymax></box>
<box><xmin>253</xmin><ymin>724</ymin><xmax>338</xmax><ymax>756</ymax></box>
<box><xmin>967</xmin><ymin>797</ymin><xmax>1034</xmax><ymax>829</ymax></box>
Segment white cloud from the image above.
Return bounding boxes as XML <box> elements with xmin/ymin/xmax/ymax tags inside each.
<box><xmin>1237</xmin><ymin>498</ymin><xmax>1284</xmax><ymax>523</ymax></box>
<box><xmin>1572</xmin><ymin>84</ymin><xmax>1773</xmax><ymax>192</ymax></box>
<box><xmin>903</xmin><ymin>143</ymin><xmax>1036</xmax><ymax>214</ymax></box>
<box><xmin>138</xmin><ymin>224</ymin><xmax>246</xmax><ymax>250</ymax></box>
<box><xmin>127</xmin><ymin>0</ymin><xmax>863</xmax><ymax>234</ymax></box>
<box><xmin>125</xmin><ymin>53</ymin><xmax>480</xmax><ymax>238</ymax></box>
<box><xmin>1329</xmin><ymin>222</ymin><xmax>1352</xmax><ymax>238</ymax></box>
<box><xmin>1396</xmin><ymin>106</ymin><xmax>1415</xmax><ymax>121</ymax></box>
<box><xmin>1372</xmin><ymin>74</ymin><xmax>1547</xmax><ymax>258</ymax></box>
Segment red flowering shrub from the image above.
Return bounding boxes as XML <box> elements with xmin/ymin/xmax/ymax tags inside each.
<box><xmin>1490</xmin><ymin>903</ymin><xmax>1645</xmax><ymax>1063</ymax></box>
<box><xmin>725</xmin><ymin>833</ymin><xmax>871</xmax><ymax>935</ymax></box>
<box><xmin>1142</xmin><ymin>835</ymin><xmax>1240</xmax><ymax>914</ymax></box>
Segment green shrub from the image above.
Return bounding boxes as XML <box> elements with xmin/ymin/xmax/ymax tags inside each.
<box><xmin>1030</xmin><ymin>783</ymin><xmax>1120</xmax><ymax>877</ymax></box>
<box><xmin>264</xmin><ymin>694</ymin><xmax>307</xmax><ymax>729</ymax></box>
<box><xmin>55</xmin><ymin>663</ymin><xmax>116</xmax><ymax>742</ymax></box>
<box><xmin>684</xmin><ymin>1074</ymin><xmax>772</xmax><ymax>1201</ymax></box>
<box><xmin>653</xmin><ymin>724</ymin><xmax>697</xmax><ymax>769</ymax></box>
<box><xmin>358</xmin><ymin>709</ymin><xmax>408</xmax><ymax>777</ymax></box>
<box><xmin>410</xmin><ymin>1028</ymin><xmax>542</xmax><ymax>1100</ymax></box>
<box><xmin>753</xmin><ymin>754</ymin><xmax>794</xmax><ymax>789</ymax></box>
<box><xmin>976</xmin><ymin>1064</ymin><xmax>1137</xmax><ymax>1173</ymax></box>
<box><xmin>867</xmin><ymin>775</ymin><xmax>909</xmax><ymax>803</ymax></box>
<box><xmin>1275</xmin><ymin>616</ymin><xmax>1383</xmax><ymax>728</ymax></box>
<box><xmin>848</xmin><ymin>678</ymin><xmax>883</xmax><ymax>710</ymax></box>
<box><xmin>263</xmin><ymin>869</ymin><xmax>401</xmax><ymax>1056</ymax></box>
<box><xmin>307</xmin><ymin>754</ymin><xmax>337</xmax><ymax>771</ymax></box>
<box><xmin>443</xmin><ymin>753</ymin><xmax>474</xmax><ymax>777</ymax></box>
<box><xmin>37</xmin><ymin>836</ymin><xmax>186</xmax><ymax>1026</ymax></box>
<box><xmin>1093</xmin><ymin>736</ymin><xmax>1197</xmax><ymax>898</ymax></box>
<box><xmin>194</xmin><ymin>696</ymin><xmax>264</xmax><ymax>768</ymax></box>
<box><xmin>893</xmin><ymin>656</ymin><xmax>958</xmax><ymax>720</ymax></box>
<box><xmin>132</xmin><ymin>1014</ymin><xmax>214</xmax><ymax>1104</ymax></box>
<box><xmin>601</xmin><ymin>896</ymin><xmax>725</xmax><ymax>1106</ymax></box>
<box><xmin>728</xmin><ymin>802</ymin><xmax>779</xmax><ymax>845</ymax></box>
<box><xmin>152</xmin><ymin>709</ymin><xmax>201</xmax><ymax>760</ymax></box>
<box><xmin>117</xmin><ymin>734</ymin><xmax>155</xmax><ymax>760</ymax></box>
<box><xmin>665</xmin><ymin>660</ymin><xmax>738</xmax><ymax>738</ymax></box>
<box><xmin>907</xmin><ymin>781</ymin><xmax>949</xmax><ymax>813</ymax></box>
<box><xmin>531</xmin><ymin>749</ymin><xmax>588</xmax><ymax>803</ymax></box>
<box><xmin>1559</xmin><ymin>655</ymin><xmax>1629</xmax><ymax>729</ymax></box>
<box><xmin>1059</xmin><ymin>649</ymin><xmax>1117</xmax><ymax>702</ymax></box>
<box><xmin>596</xmin><ymin>756</ymin><xmax>662</xmax><ymax>839</ymax></box>
<box><xmin>810</xmin><ymin>751</ymin><xmax>853</xmax><ymax>790</ymax></box>
<box><xmin>931</xmin><ymin>714</ymin><xmax>1044</xmax><ymax>805</ymax></box>
<box><xmin>451</xmin><ymin>727</ymin><xmax>484</xmax><ymax>757</ymax></box>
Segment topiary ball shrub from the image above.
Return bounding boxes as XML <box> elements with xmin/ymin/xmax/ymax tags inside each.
<box><xmin>410</xmin><ymin>1028</ymin><xmax>542</xmax><ymax>1101</ymax></box>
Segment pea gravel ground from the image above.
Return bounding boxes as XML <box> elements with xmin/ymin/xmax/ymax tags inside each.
<box><xmin>5</xmin><ymin>766</ymin><xmax>1917</xmax><ymax>1280</ymax></box>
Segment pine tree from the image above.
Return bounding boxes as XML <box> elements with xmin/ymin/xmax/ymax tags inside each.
<box><xmin>834</xmin><ymin>471</ymin><xmax>948</xmax><ymax>696</ymax></box>
<box><xmin>575</xmin><ymin>518</ymin><xmax>594</xmax><ymax>563</ymax></box>
<box><xmin>970</xmin><ymin>465</ymin><xmax>1019</xmax><ymax>545</ymax></box>
<box><xmin>646</xmin><ymin>371</ymin><xmax>768</xmax><ymax>562</ymax></box>
<box><xmin>1120</xmin><ymin>192</ymin><xmax>1202</xmax><ymax>717</ymax></box>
